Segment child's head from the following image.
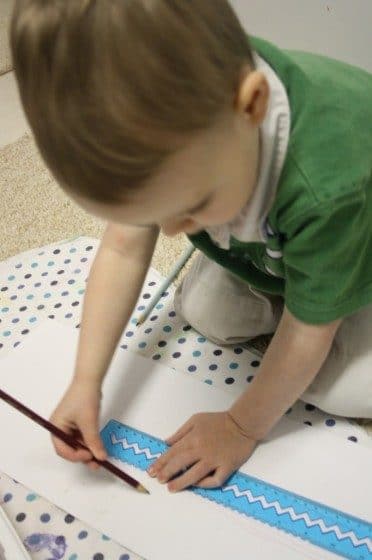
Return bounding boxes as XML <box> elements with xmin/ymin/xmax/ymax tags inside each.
<box><xmin>11</xmin><ymin>0</ymin><xmax>269</xmax><ymax>236</ymax></box>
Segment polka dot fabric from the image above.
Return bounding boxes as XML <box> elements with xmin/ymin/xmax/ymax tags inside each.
<box><xmin>0</xmin><ymin>473</ymin><xmax>139</xmax><ymax>560</ymax></box>
<box><xmin>0</xmin><ymin>236</ymin><xmax>370</xmax><ymax>559</ymax></box>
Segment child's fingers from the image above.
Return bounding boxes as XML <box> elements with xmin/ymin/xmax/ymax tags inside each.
<box><xmin>51</xmin><ymin>435</ymin><xmax>93</xmax><ymax>463</ymax></box>
<box><xmin>195</xmin><ymin>465</ymin><xmax>232</xmax><ymax>489</ymax></box>
<box><xmin>79</xmin><ymin>421</ymin><xmax>107</xmax><ymax>462</ymax></box>
<box><xmin>165</xmin><ymin>420</ymin><xmax>193</xmax><ymax>446</ymax></box>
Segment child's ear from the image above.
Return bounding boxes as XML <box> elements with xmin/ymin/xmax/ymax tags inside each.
<box><xmin>235</xmin><ymin>70</ymin><xmax>269</xmax><ymax>126</ymax></box>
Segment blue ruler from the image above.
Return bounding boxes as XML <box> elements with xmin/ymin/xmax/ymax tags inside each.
<box><xmin>101</xmin><ymin>420</ymin><xmax>372</xmax><ymax>560</ymax></box>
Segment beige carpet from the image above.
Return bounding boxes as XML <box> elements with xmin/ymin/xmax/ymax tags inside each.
<box><xmin>0</xmin><ymin>133</ymin><xmax>191</xmax><ymax>279</ymax></box>
<box><xmin>0</xmin><ymin>0</ymin><xmax>13</xmax><ymax>76</ymax></box>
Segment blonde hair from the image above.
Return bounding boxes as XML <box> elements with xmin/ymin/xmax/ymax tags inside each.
<box><xmin>11</xmin><ymin>0</ymin><xmax>254</xmax><ymax>203</ymax></box>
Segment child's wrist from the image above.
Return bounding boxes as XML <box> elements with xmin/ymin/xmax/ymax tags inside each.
<box><xmin>226</xmin><ymin>408</ymin><xmax>267</xmax><ymax>442</ymax></box>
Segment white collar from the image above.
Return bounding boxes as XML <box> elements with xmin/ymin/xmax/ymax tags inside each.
<box><xmin>205</xmin><ymin>51</ymin><xmax>291</xmax><ymax>249</ymax></box>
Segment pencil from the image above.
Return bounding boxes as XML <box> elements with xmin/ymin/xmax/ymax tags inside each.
<box><xmin>0</xmin><ymin>388</ymin><xmax>149</xmax><ymax>494</ymax></box>
<box><xmin>136</xmin><ymin>243</ymin><xmax>195</xmax><ymax>326</ymax></box>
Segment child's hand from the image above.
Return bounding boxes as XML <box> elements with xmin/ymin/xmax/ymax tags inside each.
<box><xmin>49</xmin><ymin>379</ymin><xmax>107</xmax><ymax>469</ymax></box>
<box><xmin>147</xmin><ymin>411</ymin><xmax>257</xmax><ymax>492</ymax></box>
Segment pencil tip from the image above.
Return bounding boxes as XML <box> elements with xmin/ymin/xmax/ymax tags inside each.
<box><xmin>137</xmin><ymin>483</ymin><xmax>150</xmax><ymax>494</ymax></box>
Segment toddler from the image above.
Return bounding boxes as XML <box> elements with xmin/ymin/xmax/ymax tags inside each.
<box><xmin>11</xmin><ymin>0</ymin><xmax>372</xmax><ymax>492</ymax></box>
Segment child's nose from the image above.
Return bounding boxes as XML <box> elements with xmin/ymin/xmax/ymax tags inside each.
<box><xmin>162</xmin><ymin>219</ymin><xmax>200</xmax><ymax>237</ymax></box>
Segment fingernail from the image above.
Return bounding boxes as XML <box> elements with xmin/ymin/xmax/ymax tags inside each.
<box><xmin>148</xmin><ymin>467</ymin><xmax>155</xmax><ymax>476</ymax></box>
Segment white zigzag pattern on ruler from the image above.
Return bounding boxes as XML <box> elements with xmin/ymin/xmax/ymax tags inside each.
<box><xmin>223</xmin><ymin>484</ymin><xmax>372</xmax><ymax>552</ymax></box>
<box><xmin>110</xmin><ymin>433</ymin><xmax>162</xmax><ymax>460</ymax></box>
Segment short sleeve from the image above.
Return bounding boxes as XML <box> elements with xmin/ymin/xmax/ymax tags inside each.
<box><xmin>282</xmin><ymin>193</ymin><xmax>372</xmax><ymax>324</ymax></box>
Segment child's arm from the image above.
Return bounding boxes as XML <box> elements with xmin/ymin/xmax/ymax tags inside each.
<box><xmin>228</xmin><ymin>307</ymin><xmax>342</xmax><ymax>439</ymax></box>
<box><xmin>73</xmin><ymin>222</ymin><xmax>159</xmax><ymax>387</ymax></box>
<box><xmin>50</xmin><ymin>222</ymin><xmax>159</xmax><ymax>464</ymax></box>
<box><xmin>149</xmin><ymin>307</ymin><xmax>342</xmax><ymax>491</ymax></box>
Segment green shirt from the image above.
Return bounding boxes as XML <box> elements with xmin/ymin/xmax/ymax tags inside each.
<box><xmin>189</xmin><ymin>36</ymin><xmax>372</xmax><ymax>324</ymax></box>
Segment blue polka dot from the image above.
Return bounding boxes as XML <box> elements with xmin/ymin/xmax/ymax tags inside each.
<box><xmin>15</xmin><ymin>263</ymin><xmax>22</xmax><ymax>269</ymax></box>
<box><xmin>131</xmin><ymin>318</ymin><xmax>137</xmax><ymax>325</ymax></box>
<box><xmin>26</xmin><ymin>294</ymin><xmax>34</xmax><ymax>300</ymax></box>
<box><xmin>126</xmin><ymin>331</ymin><xmax>134</xmax><ymax>337</ymax></box>
<box><xmin>62</xmin><ymin>291</ymin><xmax>69</xmax><ymax>296</ymax></box>
<box><xmin>31</xmin><ymin>262</ymin><xmax>38</xmax><ymax>268</ymax></box>
<box><xmin>188</xmin><ymin>365</ymin><xmax>197</xmax><ymax>372</ymax></box>
<box><xmin>40</xmin><ymin>513</ymin><xmax>51</xmax><ymax>523</ymax></box>
<box><xmin>137</xmin><ymin>305</ymin><xmax>145</xmax><ymax>311</ymax></box>
<box><xmin>47</xmin><ymin>261</ymin><xmax>55</xmax><ymax>267</ymax></box>
<box><xmin>163</xmin><ymin>325</ymin><xmax>172</xmax><ymax>333</ymax></box>
<box><xmin>1</xmin><ymin>307</ymin><xmax>9</xmax><ymax>313</ymax></box>
<box><xmin>78</xmin><ymin>530</ymin><xmax>88</xmax><ymax>539</ymax></box>
<box><xmin>193</xmin><ymin>350</ymin><xmax>201</xmax><ymax>357</ymax></box>
<box><xmin>68</xmin><ymin>279</ymin><xmax>75</xmax><ymax>285</ymax></box>
<box><xmin>34</xmin><ymin>282</ymin><xmax>41</xmax><ymax>287</ymax></box>
<box><xmin>26</xmin><ymin>493</ymin><xmax>37</xmax><ymax>501</ymax></box>
<box><xmin>209</xmin><ymin>364</ymin><xmax>218</xmax><ymax>371</ymax></box>
<box><xmin>28</xmin><ymin>534</ymin><xmax>41</xmax><ymax>545</ymax></box>
<box><xmin>74</xmin><ymin>269</ymin><xmax>81</xmax><ymax>274</ymax></box>
<box><xmin>156</xmin><ymin>303</ymin><xmax>164</xmax><ymax>310</ymax></box>
<box><xmin>69</xmin><ymin>555</ymin><xmax>78</xmax><ymax>560</ymax></box>
<box><xmin>178</xmin><ymin>338</ymin><xmax>186</xmax><ymax>344</ymax></box>
<box><xmin>101</xmin><ymin>534</ymin><xmax>110</xmax><ymax>541</ymax></box>
<box><xmin>3</xmin><ymin>331</ymin><xmax>11</xmax><ymax>337</ymax></box>
<box><xmin>65</xmin><ymin>313</ymin><xmax>73</xmax><ymax>319</ymax></box>
<box><xmin>144</xmin><ymin>328</ymin><xmax>152</xmax><ymax>334</ymax></box>
<box><xmin>204</xmin><ymin>379</ymin><xmax>213</xmax><ymax>385</ymax></box>
<box><xmin>29</xmin><ymin>317</ymin><xmax>37</xmax><ymax>323</ymax></box>
<box><xmin>326</xmin><ymin>419</ymin><xmax>336</xmax><ymax>427</ymax></box>
<box><xmin>197</xmin><ymin>337</ymin><xmax>206</xmax><ymax>343</ymax></box>
<box><xmin>3</xmin><ymin>493</ymin><xmax>12</xmax><ymax>502</ymax></box>
<box><xmin>44</xmin><ymin>293</ymin><xmax>51</xmax><ymax>299</ymax></box>
<box><xmin>138</xmin><ymin>342</ymin><xmax>147</xmax><ymax>348</ymax></box>
<box><xmin>119</xmin><ymin>555</ymin><xmax>130</xmax><ymax>560</ymax></box>
<box><xmin>69</xmin><ymin>247</ymin><xmax>77</xmax><ymax>253</ymax></box>
<box><xmin>8</xmin><ymin>275</ymin><xmax>15</xmax><ymax>281</ymax></box>
<box><xmin>229</xmin><ymin>362</ymin><xmax>239</xmax><ymax>370</ymax></box>
<box><xmin>12</xmin><ymin>318</ymin><xmax>19</xmax><ymax>324</ymax></box>
<box><xmin>64</xmin><ymin>259</ymin><xmax>71</xmax><ymax>264</ymax></box>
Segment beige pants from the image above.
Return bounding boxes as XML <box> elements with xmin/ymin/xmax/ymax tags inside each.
<box><xmin>174</xmin><ymin>253</ymin><xmax>372</xmax><ymax>419</ymax></box>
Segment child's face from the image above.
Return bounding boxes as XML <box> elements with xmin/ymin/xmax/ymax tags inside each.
<box><xmin>74</xmin><ymin>70</ymin><xmax>267</xmax><ymax>237</ymax></box>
